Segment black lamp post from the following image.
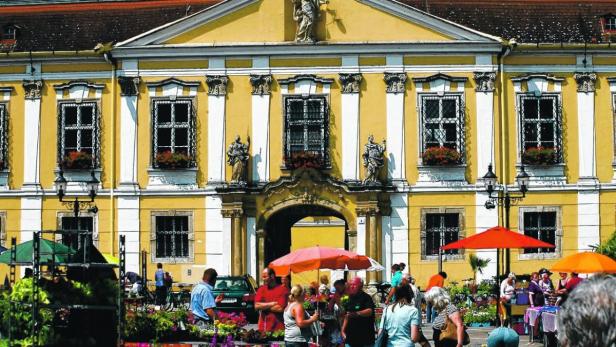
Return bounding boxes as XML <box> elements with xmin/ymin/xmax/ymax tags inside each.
<box><xmin>482</xmin><ymin>164</ymin><xmax>530</xmax><ymax>277</ymax></box>
<box><xmin>54</xmin><ymin>169</ymin><xmax>99</xmax><ymax>218</ymax></box>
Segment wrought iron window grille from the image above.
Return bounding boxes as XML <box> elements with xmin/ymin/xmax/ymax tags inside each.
<box><xmin>0</xmin><ymin>104</ymin><xmax>7</xmax><ymax>171</ymax></box>
<box><xmin>151</xmin><ymin>98</ymin><xmax>196</xmax><ymax>169</ymax></box>
<box><xmin>57</xmin><ymin>101</ymin><xmax>100</xmax><ymax>169</ymax></box>
<box><xmin>523</xmin><ymin>211</ymin><xmax>557</xmax><ymax>254</ymax></box>
<box><xmin>283</xmin><ymin>95</ymin><xmax>330</xmax><ymax>169</ymax></box>
<box><xmin>425</xmin><ymin>213</ymin><xmax>460</xmax><ymax>257</ymax></box>
<box><xmin>59</xmin><ymin>216</ymin><xmax>94</xmax><ymax>250</ymax></box>
<box><xmin>518</xmin><ymin>94</ymin><xmax>563</xmax><ymax>164</ymax></box>
<box><xmin>418</xmin><ymin>93</ymin><xmax>465</xmax><ymax>164</ymax></box>
<box><xmin>154</xmin><ymin>216</ymin><xmax>190</xmax><ymax>259</ymax></box>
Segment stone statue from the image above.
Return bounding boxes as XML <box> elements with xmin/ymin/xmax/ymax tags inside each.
<box><xmin>362</xmin><ymin>135</ymin><xmax>386</xmax><ymax>185</ymax></box>
<box><xmin>227</xmin><ymin>135</ymin><xmax>250</xmax><ymax>184</ymax></box>
<box><xmin>292</xmin><ymin>0</ymin><xmax>327</xmax><ymax>43</ymax></box>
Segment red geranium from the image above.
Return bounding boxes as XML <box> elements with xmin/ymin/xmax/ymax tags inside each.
<box><xmin>422</xmin><ymin>146</ymin><xmax>462</xmax><ymax>166</ymax></box>
<box><xmin>61</xmin><ymin>150</ymin><xmax>93</xmax><ymax>170</ymax></box>
<box><xmin>522</xmin><ymin>147</ymin><xmax>558</xmax><ymax>165</ymax></box>
<box><xmin>155</xmin><ymin>151</ymin><xmax>193</xmax><ymax>169</ymax></box>
<box><xmin>284</xmin><ymin>151</ymin><xmax>323</xmax><ymax>169</ymax></box>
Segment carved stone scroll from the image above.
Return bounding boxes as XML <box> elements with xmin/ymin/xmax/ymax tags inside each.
<box><xmin>384</xmin><ymin>73</ymin><xmax>407</xmax><ymax>94</ymax></box>
<box><xmin>339</xmin><ymin>73</ymin><xmax>362</xmax><ymax>94</ymax></box>
<box><xmin>118</xmin><ymin>76</ymin><xmax>140</xmax><ymax>96</ymax></box>
<box><xmin>23</xmin><ymin>80</ymin><xmax>43</xmax><ymax>99</ymax></box>
<box><xmin>206</xmin><ymin>75</ymin><xmax>229</xmax><ymax>96</ymax></box>
<box><xmin>574</xmin><ymin>72</ymin><xmax>597</xmax><ymax>93</ymax></box>
<box><xmin>473</xmin><ymin>72</ymin><xmax>496</xmax><ymax>92</ymax></box>
<box><xmin>249</xmin><ymin>74</ymin><xmax>272</xmax><ymax>95</ymax></box>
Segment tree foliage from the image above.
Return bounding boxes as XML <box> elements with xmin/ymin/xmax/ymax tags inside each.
<box><xmin>595</xmin><ymin>231</ymin><xmax>616</xmax><ymax>260</ymax></box>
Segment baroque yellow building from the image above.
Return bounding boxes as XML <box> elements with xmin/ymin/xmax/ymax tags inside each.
<box><xmin>0</xmin><ymin>0</ymin><xmax>615</xmax><ymax>285</ymax></box>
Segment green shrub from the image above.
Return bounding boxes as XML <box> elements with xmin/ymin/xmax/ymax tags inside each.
<box><xmin>595</xmin><ymin>231</ymin><xmax>616</xmax><ymax>260</ymax></box>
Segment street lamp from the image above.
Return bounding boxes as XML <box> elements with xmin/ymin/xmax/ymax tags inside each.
<box><xmin>482</xmin><ymin>164</ymin><xmax>529</xmax><ymax>276</ymax></box>
<box><xmin>54</xmin><ymin>169</ymin><xmax>99</xmax><ymax>218</ymax></box>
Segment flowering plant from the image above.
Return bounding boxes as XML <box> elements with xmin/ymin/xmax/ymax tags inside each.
<box><xmin>155</xmin><ymin>150</ymin><xmax>193</xmax><ymax>169</ymax></box>
<box><xmin>284</xmin><ymin>151</ymin><xmax>324</xmax><ymax>169</ymax></box>
<box><xmin>216</xmin><ymin>311</ymin><xmax>248</xmax><ymax>328</ymax></box>
<box><xmin>522</xmin><ymin>147</ymin><xmax>558</xmax><ymax>165</ymax></box>
<box><xmin>61</xmin><ymin>150</ymin><xmax>94</xmax><ymax>170</ymax></box>
<box><xmin>421</xmin><ymin>146</ymin><xmax>462</xmax><ymax>166</ymax></box>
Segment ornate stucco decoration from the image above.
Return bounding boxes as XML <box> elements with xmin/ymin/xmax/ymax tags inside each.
<box><xmin>227</xmin><ymin>135</ymin><xmax>250</xmax><ymax>185</ymax></box>
<box><xmin>23</xmin><ymin>80</ymin><xmax>43</xmax><ymax>99</ymax></box>
<box><xmin>292</xmin><ymin>0</ymin><xmax>328</xmax><ymax>43</ymax></box>
<box><xmin>362</xmin><ymin>135</ymin><xmax>386</xmax><ymax>185</ymax></box>
<box><xmin>573</xmin><ymin>72</ymin><xmax>597</xmax><ymax>93</ymax></box>
<box><xmin>384</xmin><ymin>73</ymin><xmax>407</xmax><ymax>94</ymax></box>
<box><xmin>206</xmin><ymin>75</ymin><xmax>229</xmax><ymax>96</ymax></box>
<box><xmin>118</xmin><ymin>76</ymin><xmax>140</xmax><ymax>96</ymax></box>
<box><xmin>473</xmin><ymin>72</ymin><xmax>496</xmax><ymax>92</ymax></box>
<box><xmin>249</xmin><ymin>74</ymin><xmax>273</xmax><ymax>95</ymax></box>
<box><xmin>339</xmin><ymin>73</ymin><xmax>363</xmax><ymax>94</ymax></box>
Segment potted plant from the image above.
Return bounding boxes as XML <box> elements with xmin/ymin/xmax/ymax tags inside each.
<box><xmin>284</xmin><ymin>151</ymin><xmax>324</xmax><ymax>169</ymax></box>
<box><xmin>522</xmin><ymin>147</ymin><xmax>558</xmax><ymax>165</ymax></box>
<box><xmin>61</xmin><ymin>150</ymin><xmax>94</xmax><ymax>170</ymax></box>
<box><xmin>421</xmin><ymin>146</ymin><xmax>462</xmax><ymax>166</ymax></box>
<box><xmin>155</xmin><ymin>151</ymin><xmax>193</xmax><ymax>169</ymax></box>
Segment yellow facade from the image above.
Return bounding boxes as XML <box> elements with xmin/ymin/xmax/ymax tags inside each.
<box><xmin>1</xmin><ymin>0</ymin><xmax>615</xmax><ymax>287</ymax></box>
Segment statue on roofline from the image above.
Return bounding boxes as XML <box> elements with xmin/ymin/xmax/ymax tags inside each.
<box><xmin>292</xmin><ymin>0</ymin><xmax>328</xmax><ymax>43</ymax></box>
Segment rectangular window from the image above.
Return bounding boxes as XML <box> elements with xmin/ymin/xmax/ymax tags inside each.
<box><xmin>152</xmin><ymin>99</ymin><xmax>195</xmax><ymax>168</ymax></box>
<box><xmin>419</xmin><ymin>94</ymin><xmax>465</xmax><ymax>163</ymax></box>
<box><xmin>519</xmin><ymin>95</ymin><xmax>562</xmax><ymax>164</ymax></box>
<box><xmin>155</xmin><ymin>215</ymin><xmax>190</xmax><ymax>259</ymax></box>
<box><xmin>58</xmin><ymin>102</ymin><xmax>99</xmax><ymax>169</ymax></box>
<box><xmin>523</xmin><ymin>212</ymin><xmax>557</xmax><ymax>254</ymax></box>
<box><xmin>60</xmin><ymin>216</ymin><xmax>94</xmax><ymax>250</ymax></box>
<box><xmin>283</xmin><ymin>95</ymin><xmax>329</xmax><ymax>169</ymax></box>
<box><xmin>0</xmin><ymin>104</ymin><xmax>7</xmax><ymax>170</ymax></box>
<box><xmin>605</xmin><ymin>17</ymin><xmax>616</xmax><ymax>31</ymax></box>
<box><xmin>425</xmin><ymin>213</ymin><xmax>460</xmax><ymax>256</ymax></box>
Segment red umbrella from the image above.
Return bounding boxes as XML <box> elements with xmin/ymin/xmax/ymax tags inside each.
<box><xmin>268</xmin><ymin>246</ymin><xmax>382</xmax><ymax>276</ymax></box>
<box><xmin>441</xmin><ymin>226</ymin><xmax>555</xmax><ymax>250</ymax></box>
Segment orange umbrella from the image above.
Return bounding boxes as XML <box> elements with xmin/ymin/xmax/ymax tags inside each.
<box><xmin>268</xmin><ymin>246</ymin><xmax>382</xmax><ymax>276</ymax></box>
<box><xmin>551</xmin><ymin>252</ymin><xmax>616</xmax><ymax>274</ymax></box>
<box><xmin>441</xmin><ymin>226</ymin><xmax>555</xmax><ymax>250</ymax></box>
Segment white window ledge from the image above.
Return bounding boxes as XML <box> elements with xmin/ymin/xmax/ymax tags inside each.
<box><xmin>518</xmin><ymin>252</ymin><xmax>560</xmax><ymax>261</ymax></box>
<box><xmin>147</xmin><ymin>167</ymin><xmax>198</xmax><ymax>190</ymax></box>
<box><xmin>421</xmin><ymin>254</ymin><xmax>464</xmax><ymax>262</ymax></box>
<box><xmin>518</xmin><ymin>164</ymin><xmax>566</xmax><ymax>187</ymax></box>
<box><xmin>58</xmin><ymin>169</ymin><xmax>102</xmax><ymax>193</ymax></box>
<box><xmin>416</xmin><ymin>164</ymin><xmax>467</xmax><ymax>187</ymax></box>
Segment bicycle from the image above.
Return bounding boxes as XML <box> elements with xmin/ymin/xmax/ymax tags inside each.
<box><xmin>163</xmin><ymin>285</ymin><xmax>192</xmax><ymax>311</ymax></box>
<box><xmin>369</xmin><ymin>282</ymin><xmax>391</xmax><ymax>306</ymax></box>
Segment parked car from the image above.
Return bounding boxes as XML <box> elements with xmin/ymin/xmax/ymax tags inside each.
<box><xmin>212</xmin><ymin>275</ymin><xmax>258</xmax><ymax>322</ymax></box>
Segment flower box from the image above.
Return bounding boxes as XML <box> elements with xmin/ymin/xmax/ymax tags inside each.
<box><xmin>61</xmin><ymin>150</ymin><xmax>94</xmax><ymax>170</ymax></box>
<box><xmin>155</xmin><ymin>151</ymin><xmax>194</xmax><ymax>169</ymax></box>
<box><xmin>522</xmin><ymin>147</ymin><xmax>559</xmax><ymax>165</ymax></box>
<box><xmin>421</xmin><ymin>146</ymin><xmax>462</xmax><ymax>166</ymax></box>
<box><xmin>284</xmin><ymin>151</ymin><xmax>324</xmax><ymax>170</ymax></box>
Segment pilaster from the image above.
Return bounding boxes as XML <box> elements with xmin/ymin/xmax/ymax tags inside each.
<box><xmin>118</xmin><ymin>76</ymin><xmax>140</xmax><ymax>190</ymax></box>
<box><xmin>340</xmin><ymin>72</ymin><xmax>362</xmax><ymax>181</ymax></box>
<box><xmin>22</xmin><ymin>78</ymin><xmax>43</xmax><ymax>190</ymax></box>
<box><xmin>207</xmin><ymin>75</ymin><xmax>228</xmax><ymax>183</ymax></box>
<box><xmin>222</xmin><ymin>202</ymin><xmax>244</xmax><ymax>276</ymax></box>
<box><xmin>250</xmin><ymin>73</ymin><xmax>272</xmax><ymax>183</ymax></box>
<box><xmin>384</xmin><ymin>71</ymin><xmax>406</xmax><ymax>184</ymax></box>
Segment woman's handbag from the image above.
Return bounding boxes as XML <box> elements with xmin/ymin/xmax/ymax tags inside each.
<box><xmin>374</xmin><ymin>305</ymin><xmax>389</xmax><ymax>347</ymax></box>
<box><xmin>439</xmin><ymin>315</ymin><xmax>470</xmax><ymax>345</ymax></box>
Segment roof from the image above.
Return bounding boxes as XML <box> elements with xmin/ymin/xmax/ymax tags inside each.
<box><xmin>0</xmin><ymin>0</ymin><xmax>615</xmax><ymax>53</ymax></box>
<box><xmin>398</xmin><ymin>0</ymin><xmax>616</xmax><ymax>44</ymax></box>
<box><xmin>0</xmin><ymin>0</ymin><xmax>219</xmax><ymax>52</ymax></box>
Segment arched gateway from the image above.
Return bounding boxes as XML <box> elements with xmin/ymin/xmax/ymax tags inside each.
<box><xmin>216</xmin><ymin>169</ymin><xmax>392</xmax><ymax>284</ymax></box>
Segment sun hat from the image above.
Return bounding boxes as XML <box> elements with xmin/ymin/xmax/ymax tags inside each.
<box><xmin>539</xmin><ymin>268</ymin><xmax>552</xmax><ymax>276</ymax></box>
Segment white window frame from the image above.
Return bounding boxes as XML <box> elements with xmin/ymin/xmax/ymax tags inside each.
<box><xmin>0</xmin><ymin>103</ymin><xmax>7</xmax><ymax>171</ymax></box>
<box><xmin>518</xmin><ymin>206</ymin><xmax>562</xmax><ymax>260</ymax></box>
<box><xmin>605</xmin><ymin>16</ymin><xmax>616</xmax><ymax>31</ymax></box>
<box><xmin>0</xmin><ymin>211</ymin><xmax>6</xmax><ymax>247</ymax></box>
<box><xmin>420</xmin><ymin>208</ymin><xmax>465</xmax><ymax>261</ymax></box>
<box><xmin>417</xmin><ymin>93</ymin><xmax>466</xmax><ymax>164</ymax></box>
<box><xmin>55</xmin><ymin>211</ymin><xmax>99</xmax><ymax>248</ymax></box>
<box><xmin>517</xmin><ymin>93</ymin><xmax>563</xmax><ymax>164</ymax></box>
<box><xmin>151</xmin><ymin>211</ymin><xmax>194</xmax><ymax>264</ymax></box>
<box><xmin>58</xmin><ymin>101</ymin><xmax>100</xmax><ymax>169</ymax></box>
<box><xmin>151</xmin><ymin>98</ymin><xmax>196</xmax><ymax>168</ymax></box>
<box><xmin>282</xmin><ymin>94</ymin><xmax>330</xmax><ymax>169</ymax></box>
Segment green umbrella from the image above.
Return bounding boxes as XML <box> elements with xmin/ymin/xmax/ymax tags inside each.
<box><xmin>0</xmin><ymin>239</ymin><xmax>75</xmax><ymax>264</ymax></box>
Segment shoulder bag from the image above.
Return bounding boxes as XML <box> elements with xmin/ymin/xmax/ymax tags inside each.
<box><xmin>439</xmin><ymin>315</ymin><xmax>470</xmax><ymax>346</ymax></box>
<box><xmin>374</xmin><ymin>305</ymin><xmax>389</xmax><ymax>347</ymax></box>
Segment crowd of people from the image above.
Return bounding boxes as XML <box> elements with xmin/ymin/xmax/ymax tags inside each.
<box><xmin>183</xmin><ymin>264</ymin><xmax>614</xmax><ymax>347</ymax></box>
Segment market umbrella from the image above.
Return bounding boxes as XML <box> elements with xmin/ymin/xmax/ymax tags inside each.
<box><xmin>441</xmin><ymin>226</ymin><xmax>556</xmax><ymax>250</ymax></box>
<box><xmin>0</xmin><ymin>239</ymin><xmax>75</xmax><ymax>264</ymax></box>
<box><xmin>102</xmin><ymin>253</ymin><xmax>119</xmax><ymax>264</ymax></box>
<box><xmin>268</xmin><ymin>246</ymin><xmax>384</xmax><ymax>276</ymax></box>
<box><xmin>550</xmin><ymin>252</ymin><xmax>616</xmax><ymax>274</ymax></box>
